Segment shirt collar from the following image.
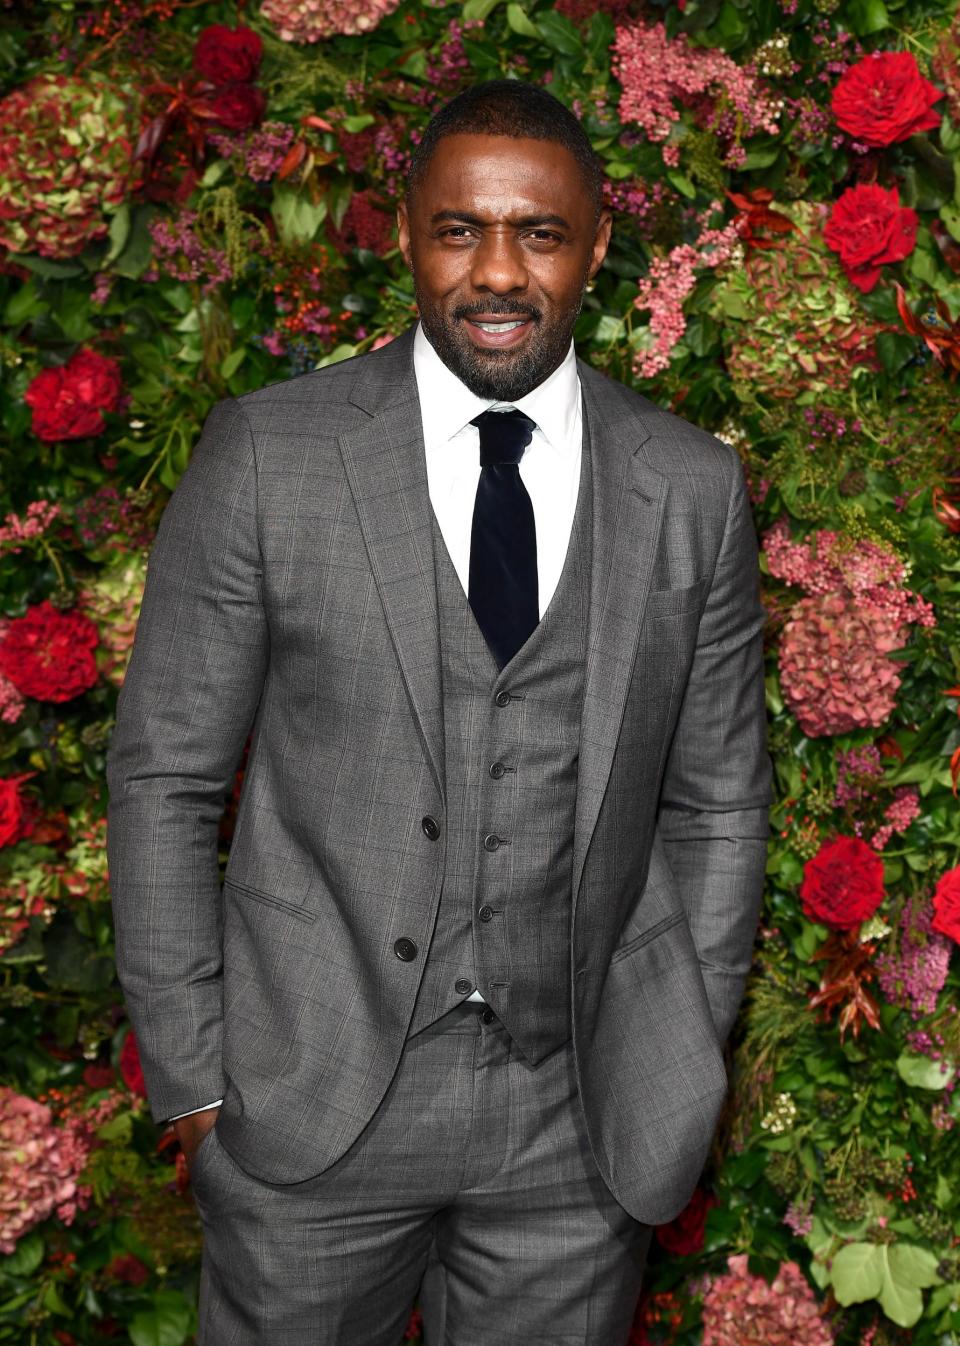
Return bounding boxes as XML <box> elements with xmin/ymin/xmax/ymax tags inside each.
<box><xmin>413</xmin><ymin>320</ymin><xmax>579</xmax><ymax>455</ymax></box>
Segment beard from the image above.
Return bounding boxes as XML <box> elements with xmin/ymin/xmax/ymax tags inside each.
<box><xmin>412</xmin><ymin>273</ymin><xmax>589</xmax><ymax>402</ymax></box>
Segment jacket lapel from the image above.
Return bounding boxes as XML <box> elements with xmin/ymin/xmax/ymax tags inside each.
<box><xmin>336</xmin><ymin>329</ymin><xmax>446</xmax><ymax>802</ymax></box>
<box><xmin>571</xmin><ymin>362</ymin><xmax>667</xmax><ymax>913</ymax></box>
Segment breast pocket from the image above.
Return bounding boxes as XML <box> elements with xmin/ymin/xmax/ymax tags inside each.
<box><xmin>644</xmin><ymin>575</ymin><xmax>710</xmax><ymax>624</ymax></box>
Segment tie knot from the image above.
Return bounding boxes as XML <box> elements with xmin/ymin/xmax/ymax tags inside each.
<box><xmin>471</xmin><ymin>408</ymin><xmax>536</xmax><ymax>467</ymax></box>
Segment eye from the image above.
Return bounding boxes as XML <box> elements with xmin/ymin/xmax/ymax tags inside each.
<box><xmin>438</xmin><ymin>226</ymin><xmax>475</xmax><ymax>239</ymax></box>
<box><xmin>524</xmin><ymin>229</ymin><xmax>563</xmax><ymax>244</ymax></box>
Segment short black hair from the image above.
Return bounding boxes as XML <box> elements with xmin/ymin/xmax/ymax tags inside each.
<box><xmin>405</xmin><ymin>79</ymin><xmax>604</xmax><ymax>221</ymax></box>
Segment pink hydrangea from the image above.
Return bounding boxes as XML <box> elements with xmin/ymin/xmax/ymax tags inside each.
<box><xmin>778</xmin><ymin>593</ymin><xmax>904</xmax><ymax>737</ymax></box>
<box><xmin>613</xmin><ymin>21</ymin><xmax>780</xmax><ymax>168</ymax></box>
<box><xmin>702</xmin><ymin>1253</ymin><xmax>834</xmax><ymax>1346</ymax></box>
<box><xmin>764</xmin><ymin>523</ymin><xmax>935</xmax><ymax>628</ymax></box>
<box><xmin>0</xmin><ymin>1088</ymin><xmax>91</xmax><ymax>1254</ymax></box>
<box><xmin>766</xmin><ymin>524</ymin><xmax>934</xmax><ymax>737</ymax></box>
<box><xmin>261</xmin><ymin>0</ymin><xmax>400</xmax><ymax>42</ymax></box>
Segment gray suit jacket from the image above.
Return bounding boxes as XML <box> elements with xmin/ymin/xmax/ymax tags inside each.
<box><xmin>106</xmin><ymin>324</ymin><xmax>771</xmax><ymax>1226</ymax></box>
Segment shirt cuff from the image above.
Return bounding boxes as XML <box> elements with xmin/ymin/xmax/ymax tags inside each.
<box><xmin>168</xmin><ymin>1099</ymin><xmax>223</xmax><ymax>1122</ymax></box>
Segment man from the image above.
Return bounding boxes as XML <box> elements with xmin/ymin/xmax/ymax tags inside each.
<box><xmin>106</xmin><ymin>79</ymin><xmax>771</xmax><ymax>1345</ymax></box>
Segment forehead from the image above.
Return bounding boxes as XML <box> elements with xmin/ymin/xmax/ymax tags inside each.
<box><xmin>415</xmin><ymin>133</ymin><xmax>589</xmax><ymax>219</ymax></box>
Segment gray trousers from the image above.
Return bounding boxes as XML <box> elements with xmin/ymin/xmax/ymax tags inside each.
<box><xmin>192</xmin><ymin>1002</ymin><xmax>652</xmax><ymax>1345</ymax></box>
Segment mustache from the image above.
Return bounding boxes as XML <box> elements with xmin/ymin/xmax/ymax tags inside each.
<box><xmin>453</xmin><ymin>301</ymin><xmax>542</xmax><ymax>322</ymax></box>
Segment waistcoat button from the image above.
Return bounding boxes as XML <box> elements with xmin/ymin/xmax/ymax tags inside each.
<box><xmin>483</xmin><ymin>833</ymin><xmax>501</xmax><ymax>852</ymax></box>
<box><xmin>494</xmin><ymin>690</ymin><xmax>511</xmax><ymax>708</ymax></box>
<box><xmin>455</xmin><ymin>978</ymin><xmax>473</xmax><ymax>995</ymax></box>
<box><xmin>394</xmin><ymin>937</ymin><xmax>418</xmax><ymax>961</ymax></box>
<box><xmin>489</xmin><ymin>761</ymin><xmax>506</xmax><ymax>779</ymax></box>
<box><xmin>478</xmin><ymin>905</ymin><xmax>494</xmax><ymax>922</ymax></box>
<box><xmin>421</xmin><ymin>814</ymin><xmax>441</xmax><ymax>840</ymax></box>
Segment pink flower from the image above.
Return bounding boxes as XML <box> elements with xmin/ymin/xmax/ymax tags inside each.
<box><xmin>0</xmin><ymin>1089</ymin><xmax>89</xmax><ymax>1253</ymax></box>
<box><xmin>261</xmin><ymin>0</ymin><xmax>401</xmax><ymax>43</ymax></box>
<box><xmin>613</xmin><ymin>21</ymin><xmax>780</xmax><ymax>167</ymax></box>
<box><xmin>876</xmin><ymin>896</ymin><xmax>951</xmax><ymax>1018</ymax></box>
<box><xmin>702</xmin><ymin>1254</ymin><xmax>834</xmax><ymax>1345</ymax></box>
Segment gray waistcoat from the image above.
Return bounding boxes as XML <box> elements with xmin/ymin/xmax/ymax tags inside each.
<box><xmin>406</xmin><ymin>416</ymin><xmax>594</xmax><ymax>1064</ymax></box>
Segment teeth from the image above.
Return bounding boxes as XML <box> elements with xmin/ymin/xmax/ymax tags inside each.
<box><xmin>474</xmin><ymin>320</ymin><xmax>524</xmax><ymax>332</ymax></box>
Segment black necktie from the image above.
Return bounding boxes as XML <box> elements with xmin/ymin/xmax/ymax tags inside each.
<box><xmin>468</xmin><ymin>408</ymin><xmax>538</xmax><ymax>670</ymax></box>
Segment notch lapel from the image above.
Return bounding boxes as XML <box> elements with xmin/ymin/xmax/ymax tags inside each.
<box><xmin>336</xmin><ymin>330</ymin><xmax>445</xmax><ymax>801</ymax></box>
<box><xmin>571</xmin><ymin>364</ymin><xmax>667</xmax><ymax>913</ymax></box>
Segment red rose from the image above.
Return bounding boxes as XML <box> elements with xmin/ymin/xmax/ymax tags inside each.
<box><xmin>0</xmin><ymin>600</ymin><xmax>99</xmax><ymax>702</ymax></box>
<box><xmin>82</xmin><ymin>1063</ymin><xmax>116</xmax><ymax>1090</ymax></box>
<box><xmin>655</xmin><ymin>1186</ymin><xmax>717</xmax><ymax>1255</ymax></box>
<box><xmin>193</xmin><ymin>24</ymin><xmax>262</xmax><ymax>84</ymax></box>
<box><xmin>119</xmin><ymin>1030</ymin><xmax>147</xmax><ymax>1097</ymax></box>
<box><xmin>24</xmin><ymin>348</ymin><xmax>123</xmax><ymax>442</ymax></box>
<box><xmin>800</xmin><ymin>835</ymin><xmax>885</xmax><ymax>930</ymax></box>
<box><xmin>198</xmin><ymin>84</ymin><xmax>266</xmax><ymax>132</ymax></box>
<box><xmin>932</xmin><ymin>865</ymin><xmax>960</xmax><ymax>944</ymax></box>
<box><xmin>0</xmin><ymin>772</ymin><xmax>37</xmax><ymax>847</ymax></box>
<box><xmin>831</xmin><ymin>51</ymin><xmax>942</xmax><ymax>147</ymax></box>
<box><xmin>104</xmin><ymin>1254</ymin><xmax>149</xmax><ymax>1285</ymax></box>
<box><xmin>824</xmin><ymin>182</ymin><xmax>918</xmax><ymax>293</ymax></box>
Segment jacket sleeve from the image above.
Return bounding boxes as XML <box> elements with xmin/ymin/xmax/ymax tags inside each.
<box><xmin>106</xmin><ymin>397</ymin><xmax>269</xmax><ymax>1125</ymax></box>
<box><xmin>654</xmin><ymin>443</ymin><xmax>772</xmax><ymax>1046</ymax></box>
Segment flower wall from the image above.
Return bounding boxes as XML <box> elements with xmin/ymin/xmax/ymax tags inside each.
<box><xmin>1</xmin><ymin>1</ymin><xmax>960</xmax><ymax>1342</ymax></box>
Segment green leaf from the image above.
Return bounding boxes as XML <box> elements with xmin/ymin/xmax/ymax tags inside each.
<box><xmin>876</xmin><ymin>331</ymin><xmax>916</xmax><ymax>376</ymax></box>
<box><xmin>831</xmin><ymin>1242</ymin><xmax>885</xmax><ymax>1305</ymax></box>
<box><xmin>0</xmin><ymin>1232</ymin><xmax>44</xmax><ymax>1279</ymax></box>
<box><xmin>221</xmin><ymin>348</ymin><xmax>246</xmax><ymax>380</ymax></box>
<box><xmin>314</xmin><ymin>343</ymin><xmax>358</xmax><ymax>369</ymax></box>
<box><xmin>3</xmin><ymin>279</ymin><xmax>47</xmax><ymax>327</ymax></box>
<box><xmin>936</xmin><ymin>1173</ymin><xmax>953</xmax><ymax>1208</ymax></box>
<box><xmin>847</xmin><ymin>0</ymin><xmax>890</xmax><ymax>32</ymax></box>
<box><xmin>506</xmin><ymin>3</ymin><xmax>539</xmax><ymax>36</ymax></box>
<box><xmin>605</xmin><ymin>161</ymin><xmax>633</xmax><ymax>180</ymax></box>
<box><xmin>341</xmin><ymin>114</ymin><xmax>375</xmax><ymax>133</ymax></box>
<box><xmin>6</xmin><ymin>253</ymin><xmax>85</xmax><ymax>279</ymax></box>
<box><xmin>129</xmin><ymin>1290</ymin><xmax>192</xmax><ymax>1346</ymax></box>
<box><xmin>463</xmin><ymin>0</ymin><xmax>502</xmax><ymax>19</ymax></box>
<box><xmin>104</xmin><ymin>203</ymin><xmax>131</xmax><ymax>265</ymax></box>
<box><xmin>896</xmin><ymin>1051</ymin><xmax>954</xmax><ymax>1090</ymax></box>
<box><xmin>535</xmin><ymin>11</ymin><xmax>583</xmax><ymax>55</ymax></box>
<box><xmin>666</xmin><ymin>170</ymin><xmax>697</xmax><ymax>199</ymax></box>
<box><xmin>271</xmin><ymin>186</ymin><xmax>327</xmax><ymax>244</ymax></box>
<box><xmin>878</xmin><ymin>1244</ymin><xmax>940</xmax><ymax>1327</ymax></box>
<box><xmin>113</xmin><ymin>204</ymin><xmax>158</xmax><ymax>280</ymax></box>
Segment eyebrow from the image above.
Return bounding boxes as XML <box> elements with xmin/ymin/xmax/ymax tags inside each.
<box><xmin>429</xmin><ymin>209</ymin><xmax>572</xmax><ymax>229</ymax></box>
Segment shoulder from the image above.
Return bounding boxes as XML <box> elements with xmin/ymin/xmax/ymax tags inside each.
<box><xmin>577</xmin><ymin>358</ymin><xmax>740</xmax><ymax>488</ymax></box>
<box><xmin>231</xmin><ymin>328</ymin><xmax>416</xmax><ymax>439</ymax></box>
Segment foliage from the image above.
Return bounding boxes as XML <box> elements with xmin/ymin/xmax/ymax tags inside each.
<box><xmin>1</xmin><ymin>0</ymin><xmax>960</xmax><ymax>1342</ymax></box>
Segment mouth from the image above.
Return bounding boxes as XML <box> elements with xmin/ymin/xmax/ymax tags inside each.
<box><xmin>463</xmin><ymin>314</ymin><xmax>535</xmax><ymax>350</ymax></box>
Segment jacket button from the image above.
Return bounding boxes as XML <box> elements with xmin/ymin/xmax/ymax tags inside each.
<box><xmin>455</xmin><ymin>978</ymin><xmax>473</xmax><ymax>995</ymax></box>
<box><xmin>489</xmin><ymin>761</ymin><xmax>506</xmax><ymax>779</ymax></box>
<box><xmin>483</xmin><ymin>833</ymin><xmax>501</xmax><ymax>852</ymax></box>
<box><xmin>478</xmin><ymin>905</ymin><xmax>494</xmax><ymax>922</ymax></box>
<box><xmin>421</xmin><ymin>814</ymin><xmax>440</xmax><ymax>840</ymax></box>
<box><xmin>394</xmin><ymin>937</ymin><xmax>418</xmax><ymax>961</ymax></box>
<box><xmin>494</xmin><ymin>690</ymin><xmax>511</xmax><ymax>707</ymax></box>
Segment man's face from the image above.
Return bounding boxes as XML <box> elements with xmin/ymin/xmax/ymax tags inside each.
<box><xmin>397</xmin><ymin>133</ymin><xmax>611</xmax><ymax>401</ymax></box>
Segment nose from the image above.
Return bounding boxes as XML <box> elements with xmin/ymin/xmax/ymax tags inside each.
<box><xmin>469</xmin><ymin>229</ymin><xmax>529</xmax><ymax>296</ymax></box>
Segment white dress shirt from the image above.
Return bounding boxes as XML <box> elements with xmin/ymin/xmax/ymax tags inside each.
<box><xmin>169</xmin><ymin>323</ymin><xmax>583</xmax><ymax>1121</ymax></box>
<box><xmin>414</xmin><ymin>321</ymin><xmax>583</xmax><ymax>619</ymax></box>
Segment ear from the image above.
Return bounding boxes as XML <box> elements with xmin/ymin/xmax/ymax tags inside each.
<box><xmin>397</xmin><ymin>200</ymin><xmax>412</xmax><ymax>271</ymax></box>
<box><xmin>589</xmin><ymin>208</ymin><xmax>613</xmax><ymax>280</ymax></box>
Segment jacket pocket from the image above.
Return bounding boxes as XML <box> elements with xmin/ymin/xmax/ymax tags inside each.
<box><xmin>644</xmin><ymin>576</ymin><xmax>709</xmax><ymax>622</ymax></box>
<box><xmin>610</xmin><ymin>908</ymin><xmax>686</xmax><ymax>964</ymax></box>
<box><xmin>223</xmin><ymin>876</ymin><xmax>318</xmax><ymax>923</ymax></box>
